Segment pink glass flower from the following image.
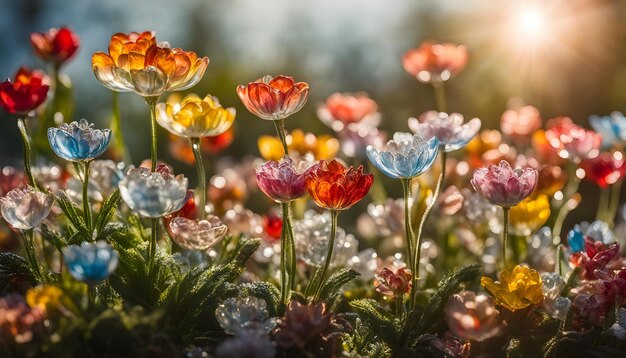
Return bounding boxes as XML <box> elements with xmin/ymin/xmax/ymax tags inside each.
<box><xmin>570</xmin><ymin>238</ymin><xmax>620</xmax><ymax>280</ymax></box>
<box><xmin>409</xmin><ymin>111</ymin><xmax>481</xmax><ymax>152</ymax></box>
<box><xmin>500</xmin><ymin>104</ymin><xmax>541</xmax><ymax>143</ymax></box>
<box><xmin>470</xmin><ymin>160</ymin><xmax>538</xmax><ymax>207</ymax></box>
<box><xmin>402</xmin><ymin>42</ymin><xmax>468</xmax><ymax>84</ymax></box>
<box><xmin>373</xmin><ymin>267</ymin><xmax>412</xmax><ymax>297</ymax></box>
<box><xmin>545</xmin><ymin>117</ymin><xmax>602</xmax><ymax>163</ymax></box>
<box><xmin>256</xmin><ymin>156</ymin><xmax>314</xmax><ymax>203</ymax></box>
<box><xmin>317</xmin><ymin>92</ymin><xmax>380</xmax><ymax>131</ymax></box>
<box><xmin>444</xmin><ymin>290</ymin><xmax>505</xmax><ymax>342</ymax></box>
<box><xmin>168</xmin><ymin>215</ymin><xmax>228</xmax><ymax>251</ymax></box>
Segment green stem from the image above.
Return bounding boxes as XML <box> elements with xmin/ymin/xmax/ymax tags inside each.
<box><xmin>285</xmin><ymin>202</ymin><xmax>297</xmax><ymax>290</ymax></box>
<box><xmin>145</xmin><ymin>96</ymin><xmax>159</xmax><ymax>172</ymax></box>
<box><xmin>110</xmin><ymin>92</ymin><xmax>130</xmax><ymax>163</ymax></box>
<box><xmin>401</xmin><ymin>178</ymin><xmax>415</xmax><ymax>306</ymax></box>
<box><xmin>502</xmin><ymin>207</ymin><xmax>510</xmax><ymax>269</ymax></box>
<box><xmin>148</xmin><ymin>218</ymin><xmax>159</xmax><ymax>290</ymax></box>
<box><xmin>88</xmin><ymin>285</ymin><xmax>96</xmax><ymax>308</ymax></box>
<box><xmin>433</xmin><ymin>82</ymin><xmax>447</xmax><ymax>113</ymax></box>
<box><xmin>83</xmin><ymin>160</ymin><xmax>93</xmax><ymax>234</ymax></box>
<box><xmin>17</xmin><ymin>118</ymin><xmax>40</xmax><ymax>191</ymax></box>
<box><xmin>607</xmin><ymin>179</ymin><xmax>624</xmax><ymax>226</ymax></box>
<box><xmin>279</xmin><ymin>203</ymin><xmax>289</xmax><ymax>307</ymax></box>
<box><xmin>23</xmin><ymin>230</ymin><xmax>43</xmax><ymax>282</ymax></box>
<box><xmin>314</xmin><ymin>210</ymin><xmax>339</xmax><ymax>301</ymax></box>
<box><xmin>552</xmin><ymin>164</ymin><xmax>581</xmax><ymax>241</ymax></box>
<box><xmin>272</xmin><ymin>119</ymin><xmax>289</xmax><ymax>156</ymax></box>
<box><xmin>190</xmin><ymin>137</ymin><xmax>207</xmax><ymax>217</ymax></box>
<box><xmin>395</xmin><ymin>295</ymin><xmax>404</xmax><ymax>317</ymax></box>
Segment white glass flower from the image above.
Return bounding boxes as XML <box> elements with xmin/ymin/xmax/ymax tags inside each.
<box><xmin>215</xmin><ymin>296</ymin><xmax>277</xmax><ymax>336</ymax></box>
<box><xmin>409</xmin><ymin>111</ymin><xmax>480</xmax><ymax>152</ymax></box>
<box><xmin>0</xmin><ymin>186</ymin><xmax>54</xmax><ymax>230</ymax></box>
<box><xmin>168</xmin><ymin>215</ymin><xmax>228</xmax><ymax>251</ymax></box>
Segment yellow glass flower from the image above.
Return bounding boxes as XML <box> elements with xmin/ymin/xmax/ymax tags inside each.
<box><xmin>92</xmin><ymin>31</ymin><xmax>209</xmax><ymax>97</ymax></box>
<box><xmin>258</xmin><ymin>129</ymin><xmax>339</xmax><ymax>161</ymax></box>
<box><xmin>481</xmin><ymin>265</ymin><xmax>543</xmax><ymax>311</ymax></box>
<box><xmin>509</xmin><ymin>194</ymin><xmax>550</xmax><ymax>236</ymax></box>
<box><xmin>26</xmin><ymin>284</ymin><xmax>63</xmax><ymax>313</ymax></box>
<box><xmin>156</xmin><ymin>94</ymin><xmax>235</xmax><ymax>138</ymax></box>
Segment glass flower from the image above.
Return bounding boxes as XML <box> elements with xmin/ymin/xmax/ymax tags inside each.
<box><xmin>581</xmin><ymin>151</ymin><xmax>626</xmax><ymax>188</ymax></box>
<box><xmin>30</xmin><ymin>27</ymin><xmax>80</xmax><ymax>67</ymax></box>
<box><xmin>373</xmin><ymin>267</ymin><xmax>412</xmax><ymax>297</ymax></box>
<box><xmin>294</xmin><ymin>210</ymin><xmax>358</xmax><ymax>267</ymax></box>
<box><xmin>569</xmin><ymin>237</ymin><xmax>619</xmax><ymax>280</ymax></box>
<box><xmin>357</xmin><ymin>198</ymin><xmax>405</xmax><ymax>242</ymax></box>
<box><xmin>500</xmin><ymin>104</ymin><xmax>541</xmax><ymax>143</ymax></box>
<box><xmin>470</xmin><ymin>160</ymin><xmax>538</xmax><ymax>207</ymax></box>
<box><xmin>273</xmin><ymin>300</ymin><xmax>351</xmax><ymax>354</ymax></box>
<box><xmin>255</xmin><ymin>156</ymin><xmax>313</xmax><ymax>203</ymax></box>
<box><xmin>527</xmin><ymin>227</ymin><xmax>557</xmax><ymax>273</ymax></box>
<box><xmin>409</xmin><ymin>111</ymin><xmax>480</xmax><ymax>152</ymax></box>
<box><xmin>66</xmin><ymin>160</ymin><xmax>125</xmax><ymax>204</ymax></box>
<box><xmin>347</xmin><ymin>248</ymin><xmax>380</xmax><ymax>281</ymax></box>
<box><xmin>262</xmin><ymin>211</ymin><xmax>283</xmax><ymax>243</ymax></box>
<box><xmin>215</xmin><ymin>296</ymin><xmax>277</xmax><ymax>335</ymax></box>
<box><xmin>118</xmin><ymin>164</ymin><xmax>188</xmax><ymax>218</ymax></box>
<box><xmin>509</xmin><ymin>194</ymin><xmax>551</xmax><ymax>236</ymax></box>
<box><xmin>236</xmin><ymin>75</ymin><xmax>309</xmax><ymax>121</ymax></box>
<box><xmin>481</xmin><ymin>265</ymin><xmax>544</xmax><ymax>311</ymax></box>
<box><xmin>534</xmin><ymin>164</ymin><xmax>567</xmax><ymax>197</ymax></box>
<box><xmin>156</xmin><ymin>94</ymin><xmax>235</xmax><ymax>138</ymax></box>
<box><xmin>316</xmin><ymin>92</ymin><xmax>380</xmax><ymax>131</ymax></box>
<box><xmin>541</xmin><ymin>273</ymin><xmax>571</xmax><ymax>321</ymax></box>
<box><xmin>0</xmin><ymin>166</ymin><xmax>26</xmax><ymax>197</ymax></box>
<box><xmin>62</xmin><ymin>241</ymin><xmax>119</xmax><ymax>285</ymax></box>
<box><xmin>305</xmin><ymin>159</ymin><xmax>373</xmax><ymax>211</ymax></box>
<box><xmin>545</xmin><ymin>117</ymin><xmax>602</xmax><ymax>163</ymax></box>
<box><xmin>0</xmin><ymin>67</ymin><xmax>49</xmax><ymax>115</ymax></box>
<box><xmin>222</xmin><ymin>206</ymin><xmax>264</xmax><ymax>239</ymax></box>
<box><xmin>367</xmin><ymin>132</ymin><xmax>439</xmax><ymax>179</ymax></box>
<box><xmin>339</xmin><ymin>125</ymin><xmax>387</xmax><ymax>159</ymax></box>
<box><xmin>258</xmin><ymin>129</ymin><xmax>339</xmax><ymax>161</ymax></box>
<box><xmin>92</xmin><ymin>31</ymin><xmax>209</xmax><ymax>97</ymax></box>
<box><xmin>444</xmin><ymin>290</ymin><xmax>505</xmax><ymax>342</ymax></box>
<box><xmin>168</xmin><ymin>215</ymin><xmax>228</xmax><ymax>251</ymax></box>
<box><xmin>0</xmin><ymin>294</ymin><xmax>45</xmax><ymax>345</ymax></box>
<box><xmin>26</xmin><ymin>285</ymin><xmax>64</xmax><ymax>314</ymax></box>
<box><xmin>402</xmin><ymin>42</ymin><xmax>468</xmax><ymax>83</ymax></box>
<box><xmin>48</xmin><ymin>119</ymin><xmax>111</xmax><ymax>162</ymax></box>
<box><xmin>589</xmin><ymin>111</ymin><xmax>626</xmax><ymax>148</ymax></box>
<box><xmin>0</xmin><ymin>186</ymin><xmax>54</xmax><ymax>230</ymax></box>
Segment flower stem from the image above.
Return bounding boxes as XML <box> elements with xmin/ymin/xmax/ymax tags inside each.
<box><xmin>607</xmin><ymin>179</ymin><xmax>624</xmax><ymax>226</ymax></box>
<box><xmin>400</xmin><ymin>178</ymin><xmax>416</xmax><ymax>306</ymax></box>
<box><xmin>394</xmin><ymin>295</ymin><xmax>404</xmax><ymax>317</ymax></box>
<box><xmin>314</xmin><ymin>210</ymin><xmax>339</xmax><ymax>301</ymax></box>
<box><xmin>597</xmin><ymin>185</ymin><xmax>610</xmax><ymax>221</ymax></box>
<box><xmin>88</xmin><ymin>285</ymin><xmax>96</xmax><ymax>309</ymax></box>
<box><xmin>83</xmin><ymin>160</ymin><xmax>93</xmax><ymax>234</ymax></box>
<box><xmin>433</xmin><ymin>82</ymin><xmax>447</xmax><ymax>113</ymax></box>
<box><xmin>148</xmin><ymin>218</ymin><xmax>159</xmax><ymax>291</ymax></box>
<box><xmin>145</xmin><ymin>96</ymin><xmax>159</xmax><ymax>172</ymax></box>
<box><xmin>279</xmin><ymin>203</ymin><xmax>289</xmax><ymax>307</ymax></box>
<box><xmin>552</xmin><ymin>165</ymin><xmax>581</xmax><ymax>241</ymax></box>
<box><xmin>190</xmin><ymin>137</ymin><xmax>206</xmax><ymax>217</ymax></box>
<box><xmin>502</xmin><ymin>207</ymin><xmax>510</xmax><ymax>269</ymax></box>
<box><xmin>285</xmin><ymin>202</ymin><xmax>297</xmax><ymax>290</ymax></box>
<box><xmin>23</xmin><ymin>230</ymin><xmax>43</xmax><ymax>282</ymax></box>
<box><xmin>272</xmin><ymin>119</ymin><xmax>289</xmax><ymax>156</ymax></box>
<box><xmin>17</xmin><ymin>117</ymin><xmax>40</xmax><ymax>191</ymax></box>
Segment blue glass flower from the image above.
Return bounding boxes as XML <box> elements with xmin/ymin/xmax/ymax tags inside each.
<box><xmin>48</xmin><ymin>119</ymin><xmax>111</xmax><ymax>162</ymax></box>
<box><xmin>62</xmin><ymin>241</ymin><xmax>118</xmax><ymax>285</ymax></box>
<box><xmin>566</xmin><ymin>225</ymin><xmax>584</xmax><ymax>252</ymax></box>
<box><xmin>589</xmin><ymin>112</ymin><xmax>626</xmax><ymax>148</ymax></box>
<box><xmin>366</xmin><ymin>132</ymin><xmax>439</xmax><ymax>179</ymax></box>
<box><xmin>118</xmin><ymin>165</ymin><xmax>188</xmax><ymax>218</ymax></box>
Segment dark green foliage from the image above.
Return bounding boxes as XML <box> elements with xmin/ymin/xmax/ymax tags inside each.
<box><xmin>0</xmin><ymin>252</ymin><xmax>36</xmax><ymax>294</ymax></box>
<box><xmin>349</xmin><ymin>298</ymin><xmax>397</xmax><ymax>346</ymax></box>
<box><xmin>240</xmin><ymin>281</ymin><xmax>281</xmax><ymax>317</ymax></box>
<box><xmin>56</xmin><ymin>191</ymin><xmax>89</xmax><ymax>235</ymax></box>
<box><xmin>94</xmin><ymin>189</ymin><xmax>121</xmax><ymax>234</ymax></box>
<box><xmin>319</xmin><ymin>267</ymin><xmax>360</xmax><ymax>301</ymax></box>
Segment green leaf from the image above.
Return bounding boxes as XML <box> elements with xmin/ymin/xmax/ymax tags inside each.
<box><xmin>40</xmin><ymin>224</ymin><xmax>67</xmax><ymax>251</ymax></box>
<box><xmin>319</xmin><ymin>267</ymin><xmax>360</xmax><ymax>301</ymax></box>
<box><xmin>304</xmin><ymin>266</ymin><xmax>323</xmax><ymax>298</ymax></box>
<box><xmin>94</xmin><ymin>189</ymin><xmax>121</xmax><ymax>234</ymax></box>
<box><xmin>240</xmin><ymin>282</ymin><xmax>281</xmax><ymax>317</ymax></box>
<box><xmin>0</xmin><ymin>252</ymin><xmax>36</xmax><ymax>294</ymax></box>
<box><xmin>349</xmin><ymin>299</ymin><xmax>397</xmax><ymax>346</ymax></box>
<box><xmin>56</xmin><ymin>191</ymin><xmax>89</xmax><ymax>234</ymax></box>
<box><xmin>406</xmin><ymin>264</ymin><xmax>482</xmax><ymax>344</ymax></box>
<box><xmin>67</xmin><ymin>230</ymin><xmax>92</xmax><ymax>246</ymax></box>
<box><xmin>97</xmin><ymin>222</ymin><xmax>142</xmax><ymax>249</ymax></box>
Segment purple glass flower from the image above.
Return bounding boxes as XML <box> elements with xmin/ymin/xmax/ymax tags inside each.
<box><xmin>470</xmin><ymin>160</ymin><xmax>538</xmax><ymax>207</ymax></box>
<box><xmin>409</xmin><ymin>111</ymin><xmax>481</xmax><ymax>152</ymax></box>
<box><xmin>255</xmin><ymin>156</ymin><xmax>313</xmax><ymax>203</ymax></box>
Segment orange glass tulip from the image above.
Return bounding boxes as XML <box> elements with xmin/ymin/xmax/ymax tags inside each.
<box><xmin>92</xmin><ymin>31</ymin><xmax>209</xmax><ymax>97</ymax></box>
<box><xmin>305</xmin><ymin>160</ymin><xmax>373</xmax><ymax>211</ymax></box>
<box><xmin>402</xmin><ymin>42</ymin><xmax>468</xmax><ymax>84</ymax></box>
<box><xmin>237</xmin><ymin>75</ymin><xmax>309</xmax><ymax>121</ymax></box>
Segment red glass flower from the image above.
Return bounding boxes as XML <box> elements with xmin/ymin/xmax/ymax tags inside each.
<box><xmin>236</xmin><ymin>75</ymin><xmax>309</xmax><ymax>121</ymax></box>
<box><xmin>581</xmin><ymin>151</ymin><xmax>626</xmax><ymax>188</ymax></box>
<box><xmin>0</xmin><ymin>67</ymin><xmax>49</xmax><ymax>115</ymax></box>
<box><xmin>373</xmin><ymin>267</ymin><xmax>412</xmax><ymax>297</ymax></box>
<box><xmin>30</xmin><ymin>27</ymin><xmax>80</xmax><ymax>67</ymax></box>
<box><xmin>545</xmin><ymin>117</ymin><xmax>602</xmax><ymax>163</ymax></box>
<box><xmin>402</xmin><ymin>42</ymin><xmax>468</xmax><ymax>84</ymax></box>
<box><xmin>305</xmin><ymin>160</ymin><xmax>373</xmax><ymax>211</ymax></box>
<box><xmin>262</xmin><ymin>212</ymin><xmax>283</xmax><ymax>243</ymax></box>
<box><xmin>570</xmin><ymin>238</ymin><xmax>620</xmax><ymax>280</ymax></box>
